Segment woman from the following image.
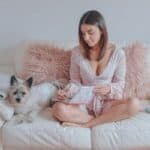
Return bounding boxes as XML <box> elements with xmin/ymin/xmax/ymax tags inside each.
<box><xmin>52</xmin><ymin>10</ymin><xmax>140</xmax><ymax>128</ymax></box>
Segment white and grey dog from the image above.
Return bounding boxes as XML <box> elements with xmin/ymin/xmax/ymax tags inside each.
<box><xmin>8</xmin><ymin>75</ymin><xmax>60</xmax><ymax>123</ymax></box>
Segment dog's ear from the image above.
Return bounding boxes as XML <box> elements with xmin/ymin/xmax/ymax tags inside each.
<box><xmin>24</xmin><ymin>77</ymin><xmax>33</xmax><ymax>89</ymax></box>
<box><xmin>10</xmin><ymin>75</ymin><xmax>18</xmax><ymax>86</ymax></box>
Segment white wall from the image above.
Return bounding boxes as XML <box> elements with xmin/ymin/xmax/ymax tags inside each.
<box><xmin>0</xmin><ymin>0</ymin><xmax>150</xmax><ymax>70</ymax></box>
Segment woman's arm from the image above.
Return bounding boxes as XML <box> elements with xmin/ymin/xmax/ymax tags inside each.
<box><xmin>105</xmin><ymin>50</ymin><xmax>126</xmax><ymax>100</ymax></box>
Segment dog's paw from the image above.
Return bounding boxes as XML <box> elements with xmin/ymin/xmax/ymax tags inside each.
<box><xmin>14</xmin><ymin>114</ymin><xmax>25</xmax><ymax>124</ymax></box>
<box><xmin>15</xmin><ymin>115</ymin><xmax>33</xmax><ymax>124</ymax></box>
<box><xmin>25</xmin><ymin>116</ymin><xmax>34</xmax><ymax>123</ymax></box>
<box><xmin>26</xmin><ymin>111</ymin><xmax>39</xmax><ymax>123</ymax></box>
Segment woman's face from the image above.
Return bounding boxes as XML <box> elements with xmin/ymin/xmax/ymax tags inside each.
<box><xmin>81</xmin><ymin>24</ymin><xmax>102</xmax><ymax>47</ymax></box>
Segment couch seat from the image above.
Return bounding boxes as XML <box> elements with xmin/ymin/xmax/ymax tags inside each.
<box><xmin>92</xmin><ymin>112</ymin><xmax>150</xmax><ymax>150</ymax></box>
<box><xmin>2</xmin><ymin>108</ymin><xmax>91</xmax><ymax>150</ymax></box>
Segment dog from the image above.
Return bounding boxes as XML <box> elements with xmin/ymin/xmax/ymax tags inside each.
<box><xmin>8</xmin><ymin>75</ymin><xmax>61</xmax><ymax>123</ymax></box>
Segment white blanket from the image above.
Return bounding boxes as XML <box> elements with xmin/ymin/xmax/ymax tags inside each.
<box><xmin>66</xmin><ymin>86</ymin><xmax>94</xmax><ymax>105</ymax></box>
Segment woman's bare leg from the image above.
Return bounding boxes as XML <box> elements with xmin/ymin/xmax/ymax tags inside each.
<box><xmin>83</xmin><ymin>97</ymin><xmax>140</xmax><ymax>128</ymax></box>
<box><xmin>52</xmin><ymin>102</ymin><xmax>94</xmax><ymax>124</ymax></box>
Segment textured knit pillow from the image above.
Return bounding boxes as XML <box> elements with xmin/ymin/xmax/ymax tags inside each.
<box><xmin>123</xmin><ymin>42</ymin><xmax>150</xmax><ymax>99</ymax></box>
<box><xmin>16</xmin><ymin>42</ymin><xmax>71</xmax><ymax>86</ymax></box>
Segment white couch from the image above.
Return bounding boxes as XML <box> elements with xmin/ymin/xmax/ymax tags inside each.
<box><xmin>0</xmin><ymin>42</ymin><xmax>150</xmax><ymax>150</ymax></box>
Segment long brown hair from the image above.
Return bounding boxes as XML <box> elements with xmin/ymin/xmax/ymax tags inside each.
<box><xmin>79</xmin><ymin>10</ymin><xmax>108</xmax><ymax>61</ymax></box>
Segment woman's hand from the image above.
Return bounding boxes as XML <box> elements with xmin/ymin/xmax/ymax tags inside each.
<box><xmin>56</xmin><ymin>90</ymin><xmax>67</xmax><ymax>101</ymax></box>
<box><xmin>93</xmin><ymin>84</ymin><xmax>111</xmax><ymax>96</ymax></box>
<box><xmin>56</xmin><ymin>89</ymin><xmax>71</xmax><ymax>101</ymax></box>
<box><xmin>80</xmin><ymin>119</ymin><xmax>96</xmax><ymax>128</ymax></box>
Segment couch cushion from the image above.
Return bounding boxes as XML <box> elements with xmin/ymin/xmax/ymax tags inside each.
<box><xmin>16</xmin><ymin>42</ymin><xmax>71</xmax><ymax>86</ymax></box>
<box><xmin>2</xmin><ymin>108</ymin><xmax>91</xmax><ymax>150</ymax></box>
<box><xmin>91</xmin><ymin>112</ymin><xmax>150</xmax><ymax>150</ymax></box>
<box><xmin>123</xmin><ymin>42</ymin><xmax>150</xmax><ymax>99</ymax></box>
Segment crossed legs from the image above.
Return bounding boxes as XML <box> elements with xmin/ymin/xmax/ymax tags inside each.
<box><xmin>52</xmin><ymin>97</ymin><xmax>140</xmax><ymax>127</ymax></box>
<box><xmin>52</xmin><ymin>103</ymin><xmax>94</xmax><ymax>124</ymax></box>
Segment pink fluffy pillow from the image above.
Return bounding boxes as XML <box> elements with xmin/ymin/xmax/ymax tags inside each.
<box><xmin>16</xmin><ymin>42</ymin><xmax>71</xmax><ymax>85</ymax></box>
<box><xmin>123</xmin><ymin>42</ymin><xmax>150</xmax><ymax>99</ymax></box>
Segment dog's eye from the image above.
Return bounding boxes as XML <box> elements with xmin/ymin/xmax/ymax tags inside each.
<box><xmin>22</xmin><ymin>92</ymin><xmax>26</xmax><ymax>95</ymax></box>
<box><xmin>0</xmin><ymin>95</ymin><xmax>3</xmax><ymax>98</ymax></box>
<box><xmin>13</xmin><ymin>91</ymin><xmax>17</xmax><ymax>95</ymax></box>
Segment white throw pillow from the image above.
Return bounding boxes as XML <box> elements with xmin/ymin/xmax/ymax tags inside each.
<box><xmin>0</xmin><ymin>101</ymin><xmax>14</xmax><ymax>121</ymax></box>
